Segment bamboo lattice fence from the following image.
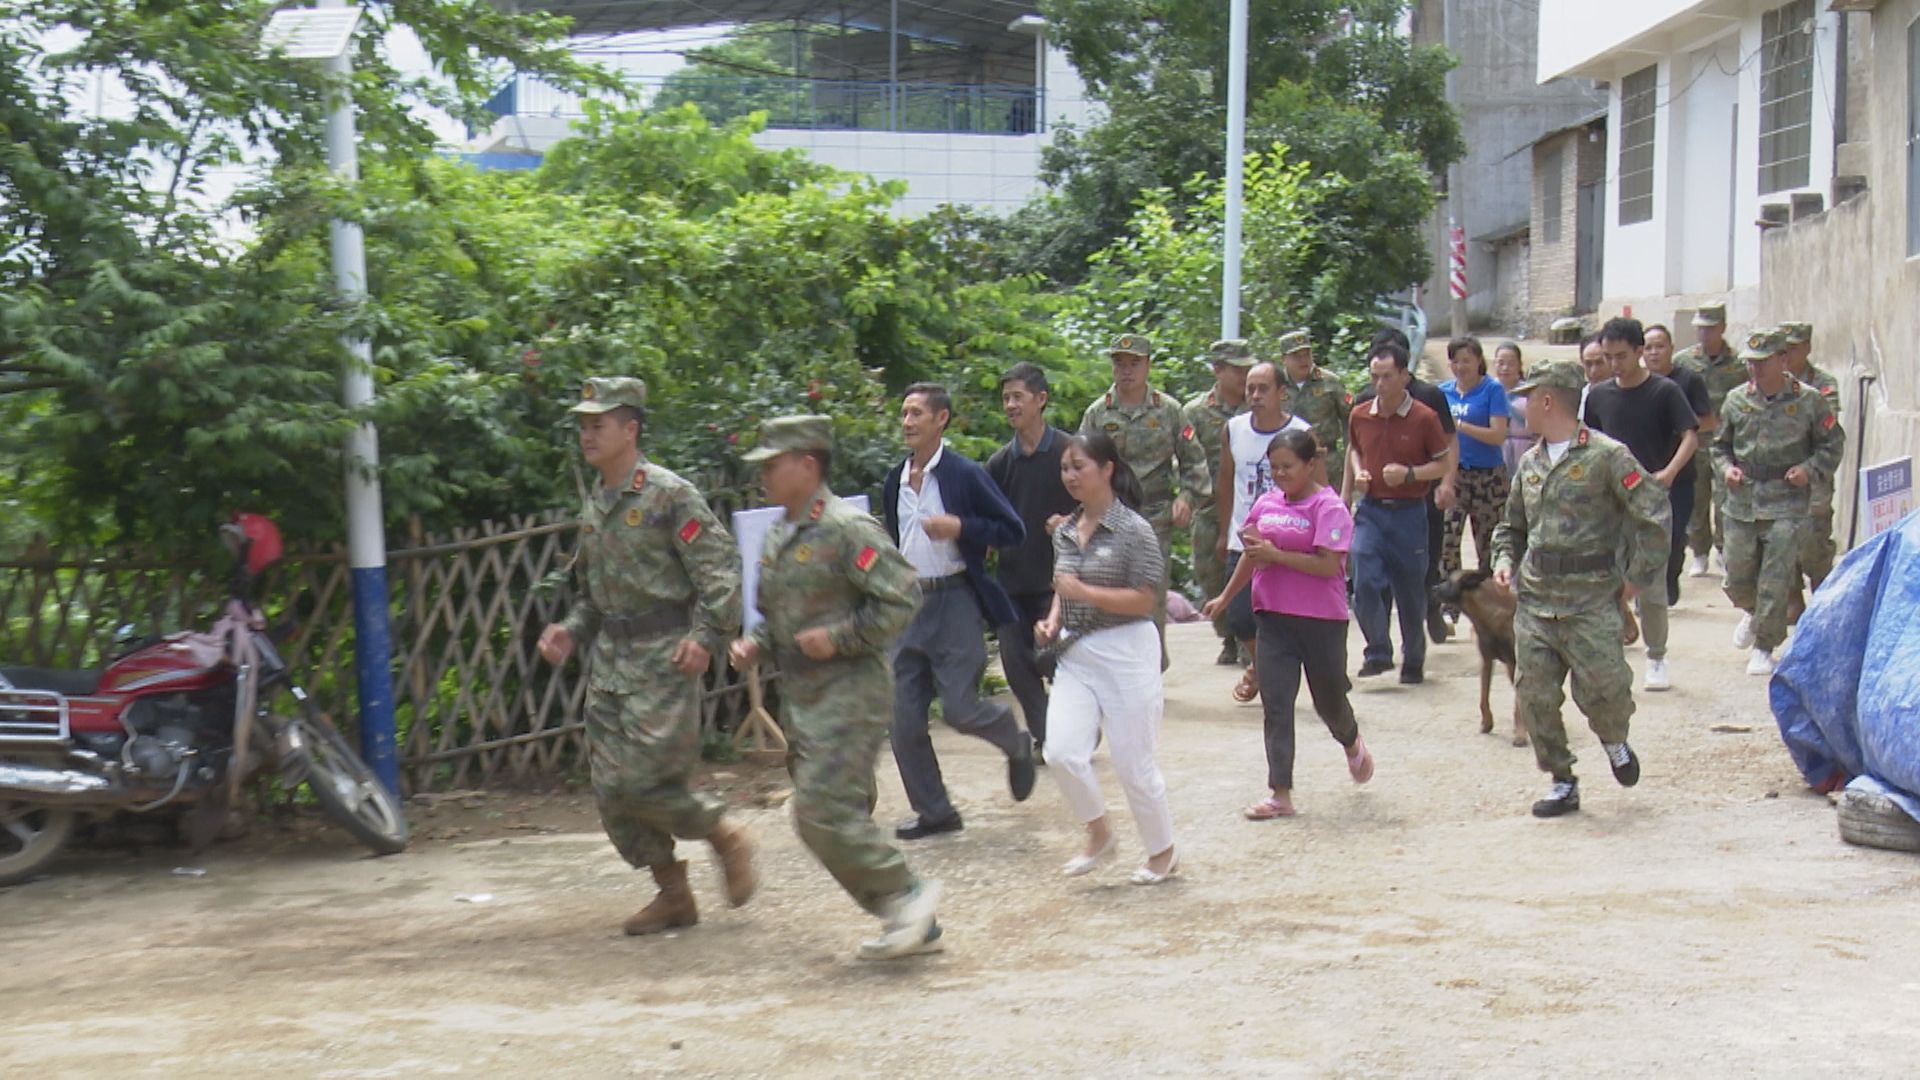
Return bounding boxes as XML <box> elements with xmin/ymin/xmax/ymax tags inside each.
<box><xmin>0</xmin><ymin>497</ymin><xmax>765</xmax><ymax>794</ymax></box>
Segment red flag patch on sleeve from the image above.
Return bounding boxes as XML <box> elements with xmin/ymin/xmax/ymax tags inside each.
<box><xmin>677</xmin><ymin>518</ymin><xmax>703</xmax><ymax>543</ymax></box>
<box><xmin>1181</xmin><ymin>425</ymin><xmax>1194</xmax><ymax>441</ymax></box>
<box><xmin>1622</xmin><ymin>470</ymin><xmax>1643</xmax><ymax>491</ymax></box>
<box><xmin>854</xmin><ymin>546</ymin><xmax>878</xmax><ymax>572</ymax></box>
<box><xmin>1822</xmin><ymin>413</ymin><xmax>1837</xmax><ymax>429</ymax></box>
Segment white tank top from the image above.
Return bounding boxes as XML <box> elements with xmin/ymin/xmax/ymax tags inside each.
<box><xmin>1226</xmin><ymin>412</ymin><xmax>1313</xmax><ymax>551</ymax></box>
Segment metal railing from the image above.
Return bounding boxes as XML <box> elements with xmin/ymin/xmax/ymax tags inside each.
<box><xmin>481</xmin><ymin>73</ymin><xmax>1044</xmax><ymax>137</ymax></box>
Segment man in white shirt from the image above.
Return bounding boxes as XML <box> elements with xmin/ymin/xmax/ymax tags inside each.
<box><xmin>881</xmin><ymin>384</ymin><xmax>1036</xmax><ymax>840</ymax></box>
<box><xmin>1213</xmin><ymin>361</ymin><xmax>1313</xmax><ymax>693</ymax></box>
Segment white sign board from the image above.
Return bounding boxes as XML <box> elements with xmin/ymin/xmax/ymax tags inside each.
<box><xmin>734</xmin><ymin>496</ymin><xmax>869</xmax><ymax>632</ymax></box>
<box><xmin>1859</xmin><ymin>456</ymin><xmax>1914</xmax><ymax>541</ymax></box>
<box><xmin>261</xmin><ymin>7</ymin><xmax>363</xmax><ymax>60</ymax></box>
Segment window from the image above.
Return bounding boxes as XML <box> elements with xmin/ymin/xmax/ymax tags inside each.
<box><xmin>1618</xmin><ymin>65</ymin><xmax>1657</xmax><ymax>225</ymax></box>
<box><xmin>1541</xmin><ymin>145</ymin><xmax>1564</xmax><ymax>243</ymax></box>
<box><xmin>1759</xmin><ymin>0</ymin><xmax>1816</xmax><ymax>195</ymax></box>
<box><xmin>1909</xmin><ymin>15</ymin><xmax>1920</xmax><ymax>256</ymax></box>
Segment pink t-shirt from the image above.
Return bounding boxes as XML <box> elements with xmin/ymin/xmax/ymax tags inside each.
<box><xmin>1242</xmin><ymin>485</ymin><xmax>1353</xmax><ymax>621</ymax></box>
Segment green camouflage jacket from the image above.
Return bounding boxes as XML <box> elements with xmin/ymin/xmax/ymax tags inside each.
<box><xmin>1492</xmin><ymin>426</ymin><xmax>1672</xmax><ymax>618</ymax></box>
<box><xmin>1284</xmin><ymin>366</ymin><xmax>1353</xmax><ymax>465</ymax></box>
<box><xmin>1180</xmin><ymin>387</ymin><xmax>1247</xmax><ymax>508</ymax></box>
<box><xmin>1080</xmin><ymin>386</ymin><xmax>1206</xmax><ymax>511</ymax></box>
<box><xmin>1677</xmin><ymin>343</ymin><xmax>1746</xmax><ymax>413</ymax></box>
<box><xmin>748</xmin><ymin>485</ymin><xmax>920</xmax><ymax>671</ymax></box>
<box><xmin>562</xmin><ymin>457</ymin><xmax>742</xmax><ymax>692</ymax></box>
<box><xmin>1710</xmin><ymin>377</ymin><xmax>1846</xmax><ymax>522</ymax></box>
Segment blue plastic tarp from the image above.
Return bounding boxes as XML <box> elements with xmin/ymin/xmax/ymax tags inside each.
<box><xmin>1770</xmin><ymin>508</ymin><xmax>1920</xmax><ymax>822</ymax></box>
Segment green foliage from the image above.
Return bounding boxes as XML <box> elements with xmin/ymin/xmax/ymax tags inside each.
<box><xmin>1018</xmin><ymin>0</ymin><xmax>1461</xmax><ymax>289</ymax></box>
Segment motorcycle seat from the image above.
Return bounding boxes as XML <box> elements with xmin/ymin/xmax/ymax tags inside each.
<box><xmin>0</xmin><ymin>666</ymin><xmax>104</xmax><ymax>697</ymax></box>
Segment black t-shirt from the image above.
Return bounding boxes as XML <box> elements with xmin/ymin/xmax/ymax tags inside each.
<box><xmin>1658</xmin><ymin>363</ymin><xmax>1712</xmax><ymax>418</ymax></box>
<box><xmin>1582</xmin><ymin>374</ymin><xmax>1700</xmax><ymax>489</ymax></box>
<box><xmin>985</xmin><ymin>426</ymin><xmax>1078</xmax><ymax>597</ymax></box>
<box><xmin>1354</xmin><ymin>377</ymin><xmax>1457</xmax><ymax>434</ymax></box>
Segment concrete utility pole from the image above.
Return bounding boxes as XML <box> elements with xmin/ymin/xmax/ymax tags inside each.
<box><xmin>1442</xmin><ymin>0</ymin><xmax>1467</xmax><ymax>339</ymax></box>
<box><xmin>263</xmin><ymin>2</ymin><xmax>400</xmax><ymax>796</ymax></box>
<box><xmin>1221</xmin><ymin>0</ymin><xmax>1249</xmax><ymax>339</ymax></box>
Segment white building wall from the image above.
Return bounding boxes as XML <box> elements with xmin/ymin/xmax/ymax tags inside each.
<box><xmin>1602</xmin><ymin>61</ymin><xmax>1674</xmax><ymax>302</ymax></box>
<box><xmin>1668</xmin><ymin>34</ymin><xmax>1740</xmax><ymax>297</ymax></box>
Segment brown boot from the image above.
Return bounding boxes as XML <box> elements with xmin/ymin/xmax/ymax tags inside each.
<box><xmin>623</xmin><ymin>860</ymin><xmax>698</xmax><ymax>936</ymax></box>
<box><xmin>707</xmin><ymin>822</ymin><xmax>759</xmax><ymax>908</ymax></box>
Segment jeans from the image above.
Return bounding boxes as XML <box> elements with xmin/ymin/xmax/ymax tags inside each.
<box><xmin>1352</xmin><ymin>499</ymin><xmax>1430</xmax><ymax>672</ymax></box>
<box><xmin>1254</xmin><ymin>612</ymin><xmax>1360</xmax><ymax>790</ymax></box>
<box><xmin>998</xmin><ymin>591</ymin><xmax>1057</xmax><ymax>748</ymax></box>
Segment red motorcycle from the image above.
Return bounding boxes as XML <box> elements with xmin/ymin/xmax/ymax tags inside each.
<box><xmin>0</xmin><ymin>515</ymin><xmax>408</xmax><ymax>885</ymax></box>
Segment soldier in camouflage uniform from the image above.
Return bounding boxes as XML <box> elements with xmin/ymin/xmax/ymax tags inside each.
<box><xmin>1182</xmin><ymin>339</ymin><xmax>1254</xmax><ymax>665</ymax></box>
<box><xmin>728</xmin><ymin>415</ymin><xmax>944</xmax><ymax>961</ymax></box>
<box><xmin>1780</xmin><ymin>321</ymin><xmax>1842</xmax><ymax>609</ymax></box>
<box><xmin>1080</xmin><ymin>333</ymin><xmax>1209</xmax><ymax>663</ymax></box>
<box><xmin>1676</xmin><ymin>302</ymin><xmax>1745</xmax><ymax>575</ymax></box>
<box><xmin>1276</xmin><ymin>329</ymin><xmax>1353</xmax><ymax>489</ymax></box>
<box><xmin>1711</xmin><ymin>328</ymin><xmax>1845</xmax><ymax>677</ymax></box>
<box><xmin>1493</xmin><ymin>360</ymin><xmax>1671</xmax><ymax>819</ymax></box>
<box><xmin>538</xmin><ymin>377</ymin><xmax>757</xmax><ymax>936</ymax></box>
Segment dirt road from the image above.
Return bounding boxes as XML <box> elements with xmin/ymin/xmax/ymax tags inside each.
<box><xmin>4</xmin><ymin>592</ymin><xmax>1917</xmax><ymax>1078</ymax></box>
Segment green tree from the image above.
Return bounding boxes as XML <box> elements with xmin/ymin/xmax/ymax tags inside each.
<box><xmin>1021</xmin><ymin>0</ymin><xmax>1462</xmax><ymax>296</ymax></box>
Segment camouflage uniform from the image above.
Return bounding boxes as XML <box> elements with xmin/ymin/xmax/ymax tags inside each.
<box><xmin>1677</xmin><ymin>310</ymin><xmax>1746</xmax><ymax>558</ymax></box>
<box><xmin>1783</xmin><ymin>322</ymin><xmax>1842</xmax><ymax>590</ymax></box>
<box><xmin>560</xmin><ymin>379</ymin><xmax>743</xmax><ymax>870</ymax></box>
<box><xmin>1492</xmin><ymin>361</ymin><xmax>1671</xmax><ymax>782</ymax></box>
<box><xmin>743</xmin><ymin>421</ymin><xmax>925</xmax><ymax>915</ymax></box>
<box><xmin>1182</xmin><ymin>339</ymin><xmax>1254</xmax><ymax>645</ymax></box>
<box><xmin>1277</xmin><ymin>330</ymin><xmax>1353</xmax><ymax>471</ymax></box>
<box><xmin>1711</xmin><ymin>330</ymin><xmax>1845</xmax><ymax>653</ymax></box>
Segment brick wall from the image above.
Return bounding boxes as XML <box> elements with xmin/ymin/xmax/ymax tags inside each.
<box><xmin>1528</xmin><ymin>130</ymin><xmax>1580</xmax><ymax>335</ymax></box>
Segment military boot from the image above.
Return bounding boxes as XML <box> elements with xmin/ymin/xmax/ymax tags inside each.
<box><xmin>707</xmin><ymin>821</ymin><xmax>759</xmax><ymax>908</ymax></box>
<box><xmin>624</xmin><ymin>860</ymin><xmax>698</xmax><ymax>936</ymax></box>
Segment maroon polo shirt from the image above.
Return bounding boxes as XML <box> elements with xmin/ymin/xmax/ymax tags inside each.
<box><xmin>1347</xmin><ymin>392</ymin><xmax>1451</xmax><ymax>500</ymax></box>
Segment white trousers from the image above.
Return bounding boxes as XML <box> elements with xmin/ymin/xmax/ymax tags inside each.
<box><xmin>1047</xmin><ymin>620</ymin><xmax>1175</xmax><ymax>856</ymax></box>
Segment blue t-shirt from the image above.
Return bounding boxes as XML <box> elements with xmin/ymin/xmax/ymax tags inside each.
<box><xmin>1440</xmin><ymin>376</ymin><xmax>1511</xmax><ymax>470</ymax></box>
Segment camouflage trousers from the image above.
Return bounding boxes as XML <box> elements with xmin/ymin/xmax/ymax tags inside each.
<box><xmin>1441</xmin><ymin>466</ymin><xmax>1511</xmax><ymax>577</ymax></box>
<box><xmin>781</xmin><ymin>655</ymin><xmax>917</xmax><ymax>916</ymax></box>
<box><xmin>1515</xmin><ymin>603</ymin><xmax>1635</xmax><ymax>780</ymax></box>
<box><xmin>584</xmin><ymin>658</ymin><xmax>726</xmax><ymax>869</ymax></box>
<box><xmin>1190</xmin><ymin>502</ymin><xmax>1230</xmax><ymax>642</ymax></box>
<box><xmin>1688</xmin><ymin>455</ymin><xmax>1725</xmax><ymax>556</ymax></box>
<box><xmin>1722</xmin><ymin>515</ymin><xmax>1810</xmax><ymax>652</ymax></box>
<box><xmin>1799</xmin><ymin>507</ymin><xmax>1837</xmax><ymax>586</ymax></box>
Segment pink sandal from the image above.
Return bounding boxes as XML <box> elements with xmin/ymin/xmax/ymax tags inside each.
<box><xmin>1346</xmin><ymin>737</ymin><xmax>1375</xmax><ymax>784</ymax></box>
<box><xmin>1243</xmin><ymin>795</ymin><xmax>1296</xmax><ymax>820</ymax></box>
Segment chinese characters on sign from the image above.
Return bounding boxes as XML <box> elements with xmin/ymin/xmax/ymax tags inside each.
<box><xmin>1859</xmin><ymin>457</ymin><xmax>1914</xmax><ymax>540</ymax></box>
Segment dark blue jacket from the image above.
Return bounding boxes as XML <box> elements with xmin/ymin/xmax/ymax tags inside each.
<box><xmin>883</xmin><ymin>448</ymin><xmax>1025</xmax><ymax>628</ymax></box>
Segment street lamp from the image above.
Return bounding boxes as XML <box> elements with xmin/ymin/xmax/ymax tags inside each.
<box><xmin>261</xmin><ymin>3</ymin><xmax>400</xmax><ymax>797</ymax></box>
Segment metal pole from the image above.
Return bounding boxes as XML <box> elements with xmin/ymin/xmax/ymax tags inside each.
<box><xmin>320</xmin><ymin>0</ymin><xmax>399</xmax><ymax>795</ymax></box>
<box><xmin>888</xmin><ymin>0</ymin><xmax>899</xmax><ymax>132</ymax></box>
<box><xmin>1443</xmin><ymin>0</ymin><xmax>1467</xmax><ymax>339</ymax></box>
<box><xmin>1221</xmin><ymin>0</ymin><xmax>1248</xmax><ymax>339</ymax></box>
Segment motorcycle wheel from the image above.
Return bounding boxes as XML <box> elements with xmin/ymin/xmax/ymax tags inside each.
<box><xmin>0</xmin><ymin>800</ymin><xmax>77</xmax><ymax>887</ymax></box>
<box><xmin>288</xmin><ymin>712</ymin><xmax>409</xmax><ymax>856</ymax></box>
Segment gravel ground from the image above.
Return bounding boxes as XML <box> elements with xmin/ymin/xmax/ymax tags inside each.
<box><xmin>4</xmin><ymin>591</ymin><xmax>1918</xmax><ymax>1079</ymax></box>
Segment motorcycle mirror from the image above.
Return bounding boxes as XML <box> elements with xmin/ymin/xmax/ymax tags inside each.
<box><xmin>112</xmin><ymin>622</ymin><xmax>141</xmax><ymax>646</ymax></box>
<box><xmin>219</xmin><ymin>522</ymin><xmax>248</xmax><ymax>556</ymax></box>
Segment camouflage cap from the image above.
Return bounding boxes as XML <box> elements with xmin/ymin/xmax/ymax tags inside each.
<box><xmin>1781</xmin><ymin>321</ymin><xmax>1813</xmax><ymax>345</ymax></box>
<box><xmin>1276</xmin><ymin>329</ymin><xmax>1312</xmax><ymax>356</ymax></box>
<box><xmin>1691</xmin><ymin>303</ymin><xmax>1727</xmax><ymax>328</ymax></box>
<box><xmin>1108</xmin><ymin>333</ymin><xmax>1153</xmax><ymax>358</ymax></box>
<box><xmin>1739</xmin><ymin>327</ymin><xmax>1790</xmax><ymax>361</ymax></box>
<box><xmin>740</xmin><ymin>414</ymin><xmax>833</xmax><ymax>463</ymax></box>
<box><xmin>568</xmin><ymin>376</ymin><xmax>648</xmax><ymax>414</ymax></box>
<box><xmin>1509</xmin><ymin>358</ymin><xmax>1586</xmax><ymax>397</ymax></box>
<box><xmin>1208</xmin><ymin>338</ymin><xmax>1256</xmax><ymax>367</ymax></box>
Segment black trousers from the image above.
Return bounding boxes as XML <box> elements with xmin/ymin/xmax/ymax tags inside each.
<box><xmin>999</xmin><ymin>591</ymin><xmax>1057</xmax><ymax>747</ymax></box>
<box><xmin>1255</xmin><ymin>611</ymin><xmax>1361</xmax><ymax>790</ymax></box>
<box><xmin>1665</xmin><ymin>482</ymin><xmax>1696</xmax><ymax>606</ymax></box>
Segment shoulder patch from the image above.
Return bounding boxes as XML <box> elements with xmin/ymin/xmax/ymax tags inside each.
<box><xmin>1181</xmin><ymin>424</ymin><xmax>1195</xmax><ymax>441</ymax></box>
<box><xmin>854</xmin><ymin>546</ymin><xmax>878</xmax><ymax>572</ymax></box>
<box><xmin>1822</xmin><ymin>413</ymin><xmax>1837</xmax><ymax>430</ymax></box>
<box><xmin>1623</xmin><ymin>469</ymin><xmax>1643</xmax><ymax>491</ymax></box>
<box><xmin>677</xmin><ymin>518</ymin><xmax>703</xmax><ymax>543</ymax></box>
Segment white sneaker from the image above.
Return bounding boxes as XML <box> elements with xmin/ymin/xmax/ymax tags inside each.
<box><xmin>1746</xmin><ymin>648</ymin><xmax>1775</xmax><ymax>676</ymax></box>
<box><xmin>1645</xmin><ymin>657</ymin><xmax>1671</xmax><ymax>691</ymax></box>
<box><xmin>1688</xmin><ymin>554</ymin><xmax>1710</xmax><ymax>578</ymax></box>
<box><xmin>860</xmin><ymin>880</ymin><xmax>943</xmax><ymax>960</ymax></box>
<box><xmin>1733</xmin><ymin>613</ymin><xmax>1756</xmax><ymax>650</ymax></box>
